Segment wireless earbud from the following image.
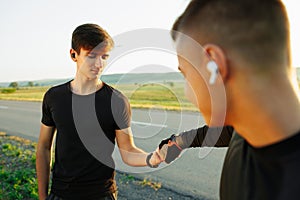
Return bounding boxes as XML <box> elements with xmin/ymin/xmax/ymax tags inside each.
<box><xmin>72</xmin><ymin>53</ymin><xmax>76</xmax><ymax>58</ymax></box>
<box><xmin>207</xmin><ymin>61</ymin><xmax>218</xmax><ymax>85</ymax></box>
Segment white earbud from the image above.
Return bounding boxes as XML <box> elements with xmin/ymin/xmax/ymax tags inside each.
<box><xmin>207</xmin><ymin>61</ymin><xmax>218</xmax><ymax>85</ymax></box>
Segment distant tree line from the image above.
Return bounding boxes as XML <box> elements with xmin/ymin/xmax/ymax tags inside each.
<box><xmin>9</xmin><ymin>82</ymin><xmax>18</xmax><ymax>88</ymax></box>
<box><xmin>8</xmin><ymin>81</ymin><xmax>39</xmax><ymax>88</ymax></box>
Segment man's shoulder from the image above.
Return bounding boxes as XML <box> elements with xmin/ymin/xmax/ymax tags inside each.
<box><xmin>45</xmin><ymin>81</ymin><xmax>71</xmax><ymax>97</ymax></box>
<box><xmin>103</xmin><ymin>83</ymin><xmax>127</xmax><ymax>99</ymax></box>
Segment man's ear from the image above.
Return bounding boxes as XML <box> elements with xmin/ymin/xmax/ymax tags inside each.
<box><xmin>203</xmin><ymin>44</ymin><xmax>229</xmax><ymax>83</ymax></box>
<box><xmin>70</xmin><ymin>49</ymin><xmax>77</xmax><ymax>62</ymax></box>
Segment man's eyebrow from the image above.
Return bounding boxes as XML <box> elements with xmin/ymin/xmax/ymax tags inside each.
<box><xmin>87</xmin><ymin>52</ymin><xmax>96</xmax><ymax>55</ymax></box>
<box><xmin>88</xmin><ymin>52</ymin><xmax>109</xmax><ymax>56</ymax></box>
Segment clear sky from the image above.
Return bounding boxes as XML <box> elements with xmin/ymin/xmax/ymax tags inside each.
<box><xmin>0</xmin><ymin>0</ymin><xmax>299</xmax><ymax>82</ymax></box>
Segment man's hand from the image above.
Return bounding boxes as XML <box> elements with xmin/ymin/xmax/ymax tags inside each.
<box><xmin>145</xmin><ymin>151</ymin><xmax>163</xmax><ymax>168</ymax></box>
<box><xmin>158</xmin><ymin>135</ymin><xmax>182</xmax><ymax>164</ymax></box>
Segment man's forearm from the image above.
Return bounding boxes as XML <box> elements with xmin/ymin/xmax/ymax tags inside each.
<box><xmin>120</xmin><ymin>146</ymin><xmax>161</xmax><ymax>168</ymax></box>
<box><xmin>178</xmin><ymin>126</ymin><xmax>234</xmax><ymax>148</ymax></box>
<box><xmin>36</xmin><ymin>148</ymin><xmax>51</xmax><ymax>200</ymax></box>
<box><xmin>119</xmin><ymin>146</ymin><xmax>148</xmax><ymax>166</ymax></box>
<box><xmin>158</xmin><ymin>126</ymin><xmax>234</xmax><ymax>164</ymax></box>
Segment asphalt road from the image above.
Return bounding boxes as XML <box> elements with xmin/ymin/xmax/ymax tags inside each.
<box><xmin>0</xmin><ymin>100</ymin><xmax>227</xmax><ymax>200</ymax></box>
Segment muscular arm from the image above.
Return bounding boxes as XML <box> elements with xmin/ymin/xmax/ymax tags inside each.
<box><xmin>36</xmin><ymin>124</ymin><xmax>56</xmax><ymax>200</ymax></box>
<box><xmin>158</xmin><ymin>126</ymin><xmax>234</xmax><ymax>163</ymax></box>
<box><xmin>188</xmin><ymin>125</ymin><xmax>234</xmax><ymax>148</ymax></box>
<box><xmin>116</xmin><ymin>127</ymin><xmax>161</xmax><ymax>167</ymax></box>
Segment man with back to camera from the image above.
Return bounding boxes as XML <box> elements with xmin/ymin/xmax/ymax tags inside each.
<box><xmin>36</xmin><ymin>23</ymin><xmax>162</xmax><ymax>200</ymax></box>
<box><xmin>157</xmin><ymin>0</ymin><xmax>300</xmax><ymax>199</ymax></box>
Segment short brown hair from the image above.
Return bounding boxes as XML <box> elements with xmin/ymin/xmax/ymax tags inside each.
<box><xmin>71</xmin><ymin>23</ymin><xmax>114</xmax><ymax>54</ymax></box>
<box><xmin>172</xmin><ymin>0</ymin><xmax>291</xmax><ymax>70</ymax></box>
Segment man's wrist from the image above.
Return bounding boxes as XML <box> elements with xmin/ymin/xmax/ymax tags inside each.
<box><xmin>146</xmin><ymin>152</ymin><xmax>159</xmax><ymax>168</ymax></box>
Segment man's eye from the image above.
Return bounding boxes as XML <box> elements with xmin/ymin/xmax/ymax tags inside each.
<box><xmin>178</xmin><ymin>65</ymin><xmax>182</xmax><ymax>72</ymax></box>
<box><xmin>102</xmin><ymin>55</ymin><xmax>109</xmax><ymax>60</ymax></box>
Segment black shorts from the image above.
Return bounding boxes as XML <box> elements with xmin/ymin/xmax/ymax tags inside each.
<box><xmin>46</xmin><ymin>192</ymin><xmax>117</xmax><ymax>200</ymax></box>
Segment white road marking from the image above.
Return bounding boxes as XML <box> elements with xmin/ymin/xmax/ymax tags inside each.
<box><xmin>0</xmin><ymin>106</ymin><xmax>8</xmax><ymax>109</ymax></box>
<box><xmin>132</xmin><ymin>121</ymin><xmax>167</xmax><ymax>128</ymax></box>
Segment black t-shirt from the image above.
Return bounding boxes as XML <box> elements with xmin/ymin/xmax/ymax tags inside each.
<box><xmin>41</xmin><ymin>81</ymin><xmax>131</xmax><ymax>199</ymax></box>
<box><xmin>220</xmin><ymin>131</ymin><xmax>300</xmax><ymax>200</ymax></box>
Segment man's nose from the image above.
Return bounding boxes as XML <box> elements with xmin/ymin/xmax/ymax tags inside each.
<box><xmin>95</xmin><ymin>57</ymin><xmax>104</xmax><ymax>68</ymax></box>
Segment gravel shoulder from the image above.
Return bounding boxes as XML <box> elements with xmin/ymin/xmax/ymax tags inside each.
<box><xmin>115</xmin><ymin>172</ymin><xmax>196</xmax><ymax>200</ymax></box>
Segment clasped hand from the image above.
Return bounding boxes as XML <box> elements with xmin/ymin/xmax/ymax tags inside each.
<box><xmin>156</xmin><ymin>134</ymin><xmax>182</xmax><ymax>164</ymax></box>
<box><xmin>148</xmin><ymin>134</ymin><xmax>183</xmax><ymax>167</ymax></box>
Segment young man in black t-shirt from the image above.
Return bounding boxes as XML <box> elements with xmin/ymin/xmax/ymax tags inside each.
<box><xmin>158</xmin><ymin>0</ymin><xmax>300</xmax><ymax>199</ymax></box>
<box><xmin>36</xmin><ymin>24</ymin><xmax>162</xmax><ymax>200</ymax></box>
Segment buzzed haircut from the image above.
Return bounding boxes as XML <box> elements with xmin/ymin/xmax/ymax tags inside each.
<box><xmin>72</xmin><ymin>23</ymin><xmax>114</xmax><ymax>54</ymax></box>
<box><xmin>172</xmin><ymin>0</ymin><xmax>291</xmax><ymax>70</ymax></box>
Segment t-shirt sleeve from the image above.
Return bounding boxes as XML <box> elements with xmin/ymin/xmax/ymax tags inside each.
<box><xmin>111</xmin><ymin>90</ymin><xmax>131</xmax><ymax>130</ymax></box>
<box><xmin>41</xmin><ymin>90</ymin><xmax>55</xmax><ymax>127</ymax></box>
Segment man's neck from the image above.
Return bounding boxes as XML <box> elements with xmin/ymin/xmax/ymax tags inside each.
<box><xmin>71</xmin><ymin>77</ymin><xmax>103</xmax><ymax>95</ymax></box>
<box><xmin>229</xmin><ymin>75</ymin><xmax>300</xmax><ymax>148</ymax></box>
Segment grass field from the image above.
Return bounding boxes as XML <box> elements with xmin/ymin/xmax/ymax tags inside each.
<box><xmin>0</xmin><ymin>132</ymin><xmax>38</xmax><ymax>200</ymax></box>
<box><xmin>116</xmin><ymin>83</ymin><xmax>197</xmax><ymax>111</ymax></box>
<box><xmin>0</xmin><ymin>87</ymin><xmax>48</xmax><ymax>102</ymax></box>
<box><xmin>0</xmin><ymin>83</ymin><xmax>198</xmax><ymax>111</ymax></box>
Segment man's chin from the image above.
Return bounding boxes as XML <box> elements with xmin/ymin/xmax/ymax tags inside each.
<box><xmin>88</xmin><ymin>74</ymin><xmax>101</xmax><ymax>80</ymax></box>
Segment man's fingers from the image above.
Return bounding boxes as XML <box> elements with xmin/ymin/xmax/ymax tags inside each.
<box><xmin>164</xmin><ymin>142</ymin><xmax>182</xmax><ymax>164</ymax></box>
<box><xmin>155</xmin><ymin>148</ymin><xmax>164</xmax><ymax>162</ymax></box>
<box><xmin>150</xmin><ymin>151</ymin><xmax>163</xmax><ymax>166</ymax></box>
<box><xmin>158</xmin><ymin>135</ymin><xmax>182</xmax><ymax>164</ymax></box>
<box><xmin>159</xmin><ymin>138</ymin><xmax>170</xmax><ymax>149</ymax></box>
<box><xmin>159</xmin><ymin>144</ymin><xmax>168</xmax><ymax>161</ymax></box>
<box><xmin>154</xmin><ymin>151</ymin><xmax>163</xmax><ymax>163</ymax></box>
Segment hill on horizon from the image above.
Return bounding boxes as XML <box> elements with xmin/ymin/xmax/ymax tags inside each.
<box><xmin>1</xmin><ymin>68</ymin><xmax>299</xmax><ymax>88</ymax></box>
<box><xmin>0</xmin><ymin>72</ymin><xmax>184</xmax><ymax>87</ymax></box>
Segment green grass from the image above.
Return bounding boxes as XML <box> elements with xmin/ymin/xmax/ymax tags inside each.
<box><xmin>0</xmin><ymin>87</ymin><xmax>49</xmax><ymax>102</ymax></box>
<box><xmin>0</xmin><ymin>83</ymin><xmax>198</xmax><ymax>111</ymax></box>
<box><xmin>115</xmin><ymin>83</ymin><xmax>197</xmax><ymax>111</ymax></box>
<box><xmin>0</xmin><ymin>133</ymin><xmax>38</xmax><ymax>200</ymax></box>
<box><xmin>1</xmin><ymin>88</ymin><xmax>16</xmax><ymax>94</ymax></box>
